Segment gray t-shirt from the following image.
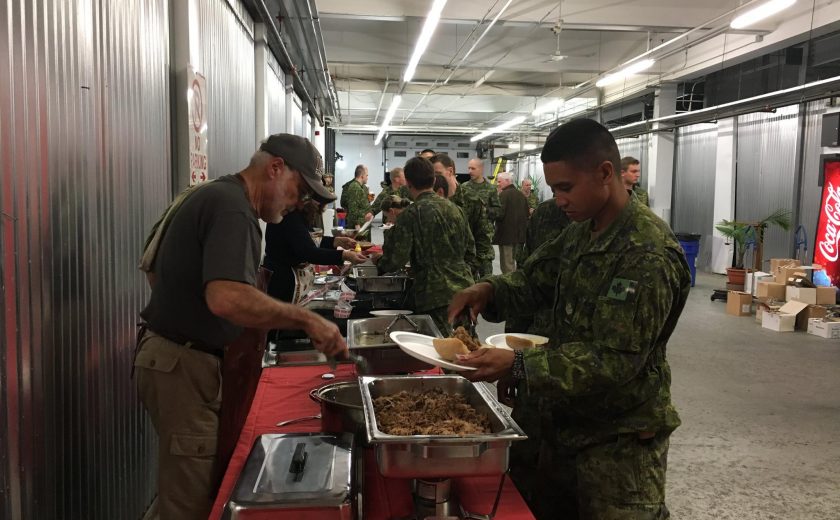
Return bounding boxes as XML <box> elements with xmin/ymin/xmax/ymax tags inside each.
<box><xmin>141</xmin><ymin>175</ymin><xmax>262</xmax><ymax>349</ymax></box>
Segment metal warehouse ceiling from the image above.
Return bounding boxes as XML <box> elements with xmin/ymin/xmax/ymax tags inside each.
<box><xmin>315</xmin><ymin>0</ymin><xmax>836</xmax><ymax>138</ymax></box>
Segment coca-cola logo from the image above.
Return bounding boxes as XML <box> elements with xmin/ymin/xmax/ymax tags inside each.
<box><xmin>819</xmin><ymin>182</ymin><xmax>840</xmax><ymax>262</ymax></box>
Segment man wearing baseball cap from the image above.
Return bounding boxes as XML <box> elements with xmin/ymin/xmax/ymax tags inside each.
<box><xmin>135</xmin><ymin>133</ymin><xmax>346</xmax><ymax>520</ymax></box>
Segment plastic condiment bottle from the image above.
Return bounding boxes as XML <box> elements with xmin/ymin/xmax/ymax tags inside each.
<box><xmin>354</xmin><ymin>242</ymin><xmax>362</xmax><ymax>253</ymax></box>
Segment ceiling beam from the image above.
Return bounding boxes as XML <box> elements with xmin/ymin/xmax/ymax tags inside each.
<box><xmin>318</xmin><ymin>12</ymin><xmax>769</xmax><ymax>35</ymax></box>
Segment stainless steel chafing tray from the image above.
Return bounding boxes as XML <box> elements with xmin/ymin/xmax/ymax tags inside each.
<box><xmin>351</xmin><ymin>265</ymin><xmax>408</xmax><ymax>293</ymax></box>
<box><xmin>359</xmin><ymin>375</ymin><xmax>527</xmax><ymax>478</ymax></box>
<box><xmin>346</xmin><ymin>315</ymin><xmax>441</xmax><ymax>374</ymax></box>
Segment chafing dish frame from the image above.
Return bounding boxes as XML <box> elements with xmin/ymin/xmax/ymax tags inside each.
<box><xmin>359</xmin><ymin>375</ymin><xmax>527</xmax><ymax>478</ymax></box>
<box><xmin>351</xmin><ymin>265</ymin><xmax>408</xmax><ymax>293</ymax></box>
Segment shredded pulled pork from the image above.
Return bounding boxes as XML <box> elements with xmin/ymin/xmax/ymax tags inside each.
<box><xmin>373</xmin><ymin>388</ymin><xmax>492</xmax><ymax>436</ymax></box>
<box><xmin>452</xmin><ymin>326</ymin><xmax>481</xmax><ymax>351</ymax></box>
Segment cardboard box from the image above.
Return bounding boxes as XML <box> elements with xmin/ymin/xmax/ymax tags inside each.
<box><xmin>726</xmin><ymin>282</ymin><xmax>745</xmax><ymax>292</ymax></box>
<box><xmin>807</xmin><ymin>318</ymin><xmax>840</xmax><ymax>339</ymax></box>
<box><xmin>775</xmin><ymin>266</ymin><xmax>809</xmax><ymax>285</ymax></box>
<box><xmin>726</xmin><ymin>291</ymin><xmax>753</xmax><ymax>317</ymax></box>
<box><xmin>756</xmin><ymin>281</ymin><xmax>787</xmax><ymax>300</ymax></box>
<box><xmin>770</xmin><ymin>258</ymin><xmax>800</xmax><ymax>272</ymax></box>
<box><xmin>761</xmin><ymin>300</ymin><xmax>809</xmax><ymax>332</ymax></box>
<box><xmin>785</xmin><ymin>286</ymin><xmax>837</xmax><ymax>305</ymax></box>
<box><xmin>745</xmin><ymin>271</ymin><xmax>773</xmax><ymax>296</ymax></box>
<box><xmin>756</xmin><ymin>298</ymin><xmax>782</xmax><ymax>323</ymax></box>
<box><xmin>796</xmin><ymin>305</ymin><xmax>828</xmax><ymax>331</ymax></box>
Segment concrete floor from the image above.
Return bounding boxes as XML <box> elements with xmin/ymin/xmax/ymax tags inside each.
<box><xmin>370</xmin><ymin>227</ymin><xmax>840</xmax><ymax>518</ymax></box>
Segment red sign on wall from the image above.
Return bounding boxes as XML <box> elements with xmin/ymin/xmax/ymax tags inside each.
<box><xmin>813</xmin><ymin>159</ymin><xmax>840</xmax><ymax>287</ymax></box>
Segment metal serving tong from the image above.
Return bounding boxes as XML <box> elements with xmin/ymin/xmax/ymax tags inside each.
<box><xmin>383</xmin><ymin>313</ymin><xmax>420</xmax><ymax>337</ymax></box>
<box><xmin>326</xmin><ymin>351</ymin><xmax>370</xmax><ymax>375</ymax></box>
<box><xmin>458</xmin><ymin>307</ymin><xmax>478</xmax><ymax>339</ymax></box>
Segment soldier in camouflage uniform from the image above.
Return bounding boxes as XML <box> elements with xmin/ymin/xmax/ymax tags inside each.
<box><xmin>339</xmin><ymin>164</ymin><xmax>373</xmax><ymax>235</ymax></box>
<box><xmin>462</xmin><ymin>158</ymin><xmax>502</xmax><ymax>277</ymax></box>
<box><xmin>621</xmin><ymin>156</ymin><xmax>650</xmax><ymax>207</ymax></box>
<box><xmin>431</xmin><ymin>154</ymin><xmax>495</xmax><ymax>280</ymax></box>
<box><xmin>370</xmin><ymin>167</ymin><xmax>410</xmax><ymax>223</ymax></box>
<box><xmin>521</xmin><ymin>178</ymin><xmax>539</xmax><ymax>214</ymax></box>
<box><xmin>449</xmin><ymin>119</ymin><xmax>690</xmax><ymax>520</ymax></box>
<box><xmin>376</xmin><ymin>157</ymin><xmax>475</xmax><ymax>336</ymax></box>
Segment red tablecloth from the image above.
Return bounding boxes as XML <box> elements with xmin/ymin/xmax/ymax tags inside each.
<box><xmin>209</xmin><ymin>365</ymin><xmax>535</xmax><ymax>520</ymax></box>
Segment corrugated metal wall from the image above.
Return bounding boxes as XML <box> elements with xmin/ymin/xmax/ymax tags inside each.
<box><xmin>798</xmin><ymin>99</ymin><xmax>831</xmax><ymax>260</ymax></box>
<box><xmin>196</xmin><ymin>0</ymin><xmax>256</xmax><ymax>177</ymax></box>
<box><xmin>736</xmin><ymin>104</ymin><xmax>801</xmax><ymax>264</ymax></box>
<box><xmin>616</xmin><ymin>135</ymin><xmax>651</xmax><ymax>191</ymax></box>
<box><xmin>673</xmin><ymin>124</ymin><xmax>719</xmax><ymax>269</ymax></box>
<box><xmin>0</xmin><ymin>0</ymin><xmax>170</xmax><ymax>518</ymax></box>
<box><xmin>266</xmin><ymin>51</ymin><xmax>286</xmax><ymax>134</ymax></box>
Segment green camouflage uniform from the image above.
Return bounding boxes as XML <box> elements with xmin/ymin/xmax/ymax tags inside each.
<box><xmin>632</xmin><ymin>185</ymin><xmax>650</xmax><ymax>207</ymax></box>
<box><xmin>461</xmin><ymin>178</ymin><xmax>501</xmax><ymax>276</ymax></box>
<box><xmin>378</xmin><ymin>191</ymin><xmax>475</xmax><ymax>335</ymax></box>
<box><xmin>450</xmin><ymin>184</ymin><xmax>494</xmax><ymax>279</ymax></box>
<box><xmin>526</xmin><ymin>191</ymin><xmax>539</xmax><ymax>212</ymax></box>
<box><xmin>485</xmin><ymin>196</ymin><xmax>690</xmax><ymax>519</ymax></box>
<box><xmin>340</xmin><ymin>179</ymin><xmax>371</xmax><ymax>230</ymax></box>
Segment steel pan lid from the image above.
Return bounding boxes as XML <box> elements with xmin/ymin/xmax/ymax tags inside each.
<box><xmin>229</xmin><ymin>433</ymin><xmax>353</xmax><ymax>508</ymax></box>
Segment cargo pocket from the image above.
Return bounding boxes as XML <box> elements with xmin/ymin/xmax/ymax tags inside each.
<box><xmin>169</xmin><ymin>433</ymin><xmax>218</xmax><ymax>458</ymax></box>
<box><xmin>134</xmin><ymin>346</ymin><xmax>181</xmax><ymax>373</ymax></box>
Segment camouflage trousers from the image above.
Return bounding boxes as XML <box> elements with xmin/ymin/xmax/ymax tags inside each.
<box><xmin>476</xmin><ymin>260</ymin><xmax>494</xmax><ymax>279</ymax></box>
<box><xmin>511</xmin><ymin>430</ymin><xmax>671</xmax><ymax>520</ymax></box>
<box><xmin>425</xmin><ymin>306</ymin><xmax>454</xmax><ymax>337</ymax></box>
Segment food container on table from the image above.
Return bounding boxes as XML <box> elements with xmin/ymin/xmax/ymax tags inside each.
<box><xmin>224</xmin><ymin>433</ymin><xmax>361</xmax><ymax>519</ymax></box>
<box><xmin>310</xmin><ymin>381</ymin><xmax>366</xmax><ymax>439</ymax></box>
<box><xmin>347</xmin><ymin>315</ymin><xmax>441</xmax><ymax>374</ymax></box>
<box><xmin>351</xmin><ymin>265</ymin><xmax>408</xmax><ymax>293</ymax></box>
<box><xmin>359</xmin><ymin>375</ymin><xmax>527</xmax><ymax>478</ymax></box>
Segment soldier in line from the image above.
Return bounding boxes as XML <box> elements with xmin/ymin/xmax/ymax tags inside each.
<box><xmin>431</xmin><ymin>153</ymin><xmax>494</xmax><ymax>281</ymax></box>
<box><xmin>339</xmin><ymin>164</ymin><xmax>373</xmax><ymax>236</ymax></box>
<box><xmin>461</xmin><ymin>157</ymin><xmax>501</xmax><ymax>276</ymax></box>
<box><xmin>370</xmin><ymin>167</ymin><xmax>409</xmax><ymax>223</ymax></box>
<box><xmin>521</xmin><ymin>178</ymin><xmax>539</xmax><ymax>215</ymax></box>
<box><xmin>621</xmin><ymin>156</ymin><xmax>650</xmax><ymax>206</ymax></box>
<box><xmin>419</xmin><ymin>148</ymin><xmax>436</xmax><ymax>159</ymax></box>
<box><xmin>375</xmin><ymin>157</ymin><xmax>475</xmax><ymax>336</ymax></box>
<box><xmin>448</xmin><ymin>119</ymin><xmax>690</xmax><ymax>519</ymax></box>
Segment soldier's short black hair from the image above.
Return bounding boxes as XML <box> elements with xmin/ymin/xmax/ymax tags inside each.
<box><xmin>541</xmin><ymin>118</ymin><xmax>620</xmax><ymax>174</ymax></box>
<box><xmin>620</xmin><ymin>156</ymin><xmax>640</xmax><ymax>172</ymax></box>
<box><xmin>381</xmin><ymin>195</ymin><xmax>410</xmax><ymax>212</ymax></box>
<box><xmin>431</xmin><ymin>153</ymin><xmax>455</xmax><ymax>170</ymax></box>
<box><xmin>404</xmin><ymin>157</ymin><xmax>435</xmax><ymax>189</ymax></box>
<box><xmin>419</xmin><ymin>148</ymin><xmax>436</xmax><ymax>156</ymax></box>
<box><xmin>354</xmin><ymin>164</ymin><xmax>366</xmax><ymax>178</ymax></box>
<box><xmin>433</xmin><ymin>174</ymin><xmax>449</xmax><ymax>197</ymax></box>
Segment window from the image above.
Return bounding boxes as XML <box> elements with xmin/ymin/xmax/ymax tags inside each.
<box><xmin>393</xmin><ymin>151</ymin><xmax>407</xmax><ymax>157</ymax></box>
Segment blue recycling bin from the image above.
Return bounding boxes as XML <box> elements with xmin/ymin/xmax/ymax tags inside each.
<box><xmin>676</xmin><ymin>233</ymin><xmax>701</xmax><ymax>287</ymax></box>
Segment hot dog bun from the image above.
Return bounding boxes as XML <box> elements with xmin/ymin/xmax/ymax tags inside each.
<box><xmin>433</xmin><ymin>338</ymin><xmax>471</xmax><ymax>361</ymax></box>
<box><xmin>505</xmin><ymin>335</ymin><xmax>535</xmax><ymax>350</ymax></box>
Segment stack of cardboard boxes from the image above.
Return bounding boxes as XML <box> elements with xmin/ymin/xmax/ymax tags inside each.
<box><xmin>726</xmin><ymin>258</ymin><xmax>840</xmax><ymax>338</ymax></box>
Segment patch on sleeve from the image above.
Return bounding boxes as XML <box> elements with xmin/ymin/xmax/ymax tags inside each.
<box><xmin>606</xmin><ymin>278</ymin><xmax>639</xmax><ymax>302</ymax></box>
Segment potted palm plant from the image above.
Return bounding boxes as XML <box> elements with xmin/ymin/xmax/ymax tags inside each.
<box><xmin>716</xmin><ymin>209</ymin><xmax>793</xmax><ymax>285</ymax></box>
<box><xmin>715</xmin><ymin>220</ymin><xmax>755</xmax><ymax>285</ymax></box>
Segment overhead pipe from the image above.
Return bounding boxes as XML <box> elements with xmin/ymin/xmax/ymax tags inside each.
<box><xmin>304</xmin><ymin>0</ymin><xmax>341</xmax><ymax>119</ymax></box>
<box><xmin>245</xmin><ymin>0</ymin><xmax>324</xmax><ymax>124</ymax></box>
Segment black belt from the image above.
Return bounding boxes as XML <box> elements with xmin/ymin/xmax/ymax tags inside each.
<box><xmin>148</xmin><ymin>327</ymin><xmax>225</xmax><ymax>359</ymax></box>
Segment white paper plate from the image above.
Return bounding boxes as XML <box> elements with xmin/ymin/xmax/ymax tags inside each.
<box><xmin>389</xmin><ymin>332</ymin><xmax>477</xmax><ymax>371</ymax></box>
<box><xmin>485</xmin><ymin>333</ymin><xmax>549</xmax><ymax>349</ymax></box>
<box><xmin>369</xmin><ymin>310</ymin><xmax>413</xmax><ymax>316</ymax></box>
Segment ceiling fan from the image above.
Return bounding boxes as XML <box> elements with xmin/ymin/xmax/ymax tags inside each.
<box><xmin>542</xmin><ymin>1</ymin><xmax>594</xmax><ymax>62</ymax></box>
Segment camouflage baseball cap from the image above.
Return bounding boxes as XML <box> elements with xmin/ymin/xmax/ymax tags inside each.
<box><xmin>260</xmin><ymin>133</ymin><xmax>336</xmax><ymax>204</ymax></box>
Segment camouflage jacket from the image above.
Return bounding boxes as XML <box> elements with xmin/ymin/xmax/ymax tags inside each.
<box><xmin>526</xmin><ymin>191</ymin><xmax>539</xmax><ymax>211</ymax></box>
<box><xmin>340</xmin><ymin>179</ymin><xmax>371</xmax><ymax>228</ymax></box>
<box><xmin>450</xmin><ymin>184</ymin><xmax>495</xmax><ymax>264</ymax></box>
<box><xmin>486</xmin><ymin>196</ymin><xmax>689</xmax><ymax>447</ymax></box>
<box><xmin>370</xmin><ymin>183</ymin><xmax>395</xmax><ymax>217</ymax></box>
<box><xmin>632</xmin><ymin>185</ymin><xmax>650</xmax><ymax>207</ymax></box>
<box><xmin>461</xmin><ymin>178</ymin><xmax>502</xmax><ymax>222</ymax></box>
<box><xmin>517</xmin><ymin>199</ymin><xmax>571</xmax><ymax>264</ymax></box>
<box><xmin>378</xmin><ymin>192</ymin><xmax>475</xmax><ymax>312</ymax></box>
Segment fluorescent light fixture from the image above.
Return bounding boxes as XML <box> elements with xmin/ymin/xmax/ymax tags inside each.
<box><xmin>532</xmin><ymin>99</ymin><xmax>564</xmax><ymax>116</ymax></box>
<box><xmin>595</xmin><ymin>59</ymin><xmax>656</xmax><ymax>88</ymax></box>
<box><xmin>523</xmin><ymin>143</ymin><xmax>537</xmax><ymax>150</ymax></box>
<box><xmin>731</xmin><ymin>0</ymin><xmax>796</xmax><ymax>29</ymax></box>
<box><xmin>374</xmin><ymin>95</ymin><xmax>403</xmax><ymax>145</ymax></box>
<box><xmin>456</xmin><ymin>0</ymin><xmax>513</xmax><ymax>67</ymax></box>
<box><xmin>470</xmin><ymin>115</ymin><xmax>526</xmax><ymax>142</ymax></box>
<box><xmin>403</xmin><ymin>0</ymin><xmax>448</xmax><ymax>83</ymax></box>
<box><xmin>473</xmin><ymin>69</ymin><xmax>495</xmax><ymax>89</ymax></box>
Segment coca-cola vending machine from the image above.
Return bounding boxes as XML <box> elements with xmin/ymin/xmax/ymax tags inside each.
<box><xmin>813</xmin><ymin>155</ymin><xmax>840</xmax><ymax>287</ymax></box>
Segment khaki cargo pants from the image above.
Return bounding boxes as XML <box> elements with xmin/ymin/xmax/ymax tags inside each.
<box><xmin>135</xmin><ymin>331</ymin><xmax>223</xmax><ymax>520</ymax></box>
